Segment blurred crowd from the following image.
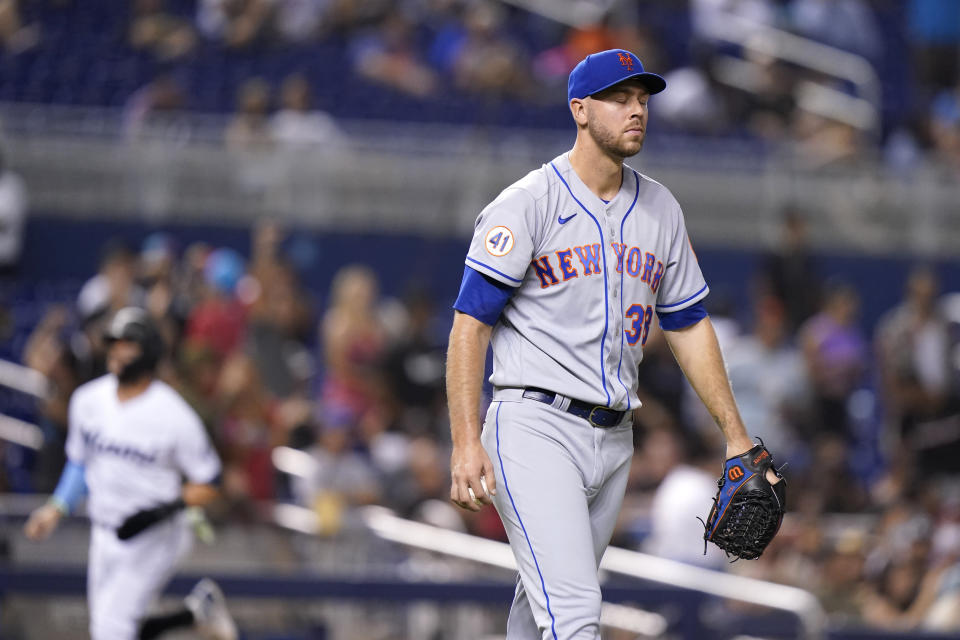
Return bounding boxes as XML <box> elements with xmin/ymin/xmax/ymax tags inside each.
<box><xmin>624</xmin><ymin>211</ymin><xmax>960</xmax><ymax>632</ymax></box>
<box><xmin>124</xmin><ymin>0</ymin><xmax>960</xmax><ymax>170</ymax></box>
<box><xmin>1</xmin><ymin>0</ymin><xmax>960</xmax><ymax>633</ymax></box>
<box><xmin>5</xmin><ymin>209</ymin><xmax>958</xmax><ymax>630</ymax></box>
<box><xmin>17</xmin><ymin>220</ymin><xmax>456</xmax><ymax>530</ymax></box>
<box><xmin>4</xmin><ymin>0</ymin><xmax>958</xmax><ymax>168</ymax></box>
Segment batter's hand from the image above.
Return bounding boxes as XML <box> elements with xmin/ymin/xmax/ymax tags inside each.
<box><xmin>450</xmin><ymin>440</ymin><xmax>497</xmax><ymax>512</ymax></box>
<box><xmin>24</xmin><ymin>503</ymin><xmax>63</xmax><ymax>541</ymax></box>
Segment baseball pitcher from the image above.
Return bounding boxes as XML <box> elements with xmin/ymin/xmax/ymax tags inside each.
<box><xmin>446</xmin><ymin>49</ymin><xmax>785</xmax><ymax>639</ymax></box>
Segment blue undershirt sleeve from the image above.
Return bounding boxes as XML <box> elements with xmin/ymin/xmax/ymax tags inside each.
<box><xmin>453</xmin><ymin>265</ymin><xmax>517</xmax><ymax>326</ymax></box>
<box><xmin>50</xmin><ymin>460</ymin><xmax>88</xmax><ymax>514</ymax></box>
<box><xmin>658</xmin><ymin>301</ymin><xmax>709</xmax><ymax>331</ymax></box>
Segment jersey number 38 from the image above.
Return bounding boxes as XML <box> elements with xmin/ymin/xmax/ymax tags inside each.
<box><xmin>624</xmin><ymin>304</ymin><xmax>654</xmax><ymax>346</ymax></box>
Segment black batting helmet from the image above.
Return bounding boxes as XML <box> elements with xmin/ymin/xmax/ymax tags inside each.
<box><xmin>103</xmin><ymin>307</ymin><xmax>165</xmax><ymax>382</ymax></box>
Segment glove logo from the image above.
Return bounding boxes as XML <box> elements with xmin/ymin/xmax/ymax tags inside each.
<box><xmin>727</xmin><ymin>465</ymin><xmax>744</xmax><ymax>482</ymax></box>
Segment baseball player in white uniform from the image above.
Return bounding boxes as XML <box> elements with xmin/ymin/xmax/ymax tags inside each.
<box><xmin>24</xmin><ymin>307</ymin><xmax>237</xmax><ymax>640</ymax></box>
<box><xmin>446</xmin><ymin>49</ymin><xmax>781</xmax><ymax>639</ymax></box>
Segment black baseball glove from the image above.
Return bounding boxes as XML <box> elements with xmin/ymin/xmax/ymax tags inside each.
<box><xmin>116</xmin><ymin>498</ymin><xmax>186</xmax><ymax>540</ymax></box>
<box><xmin>702</xmin><ymin>442</ymin><xmax>786</xmax><ymax>560</ymax></box>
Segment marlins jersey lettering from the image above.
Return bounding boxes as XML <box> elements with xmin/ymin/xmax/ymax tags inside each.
<box><xmin>66</xmin><ymin>375</ymin><xmax>221</xmax><ymax>528</ymax></box>
<box><xmin>465</xmin><ymin>151</ymin><xmax>708</xmax><ymax>410</ymax></box>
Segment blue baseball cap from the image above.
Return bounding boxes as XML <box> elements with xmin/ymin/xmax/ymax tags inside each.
<box><xmin>568</xmin><ymin>49</ymin><xmax>666</xmax><ymax>102</ymax></box>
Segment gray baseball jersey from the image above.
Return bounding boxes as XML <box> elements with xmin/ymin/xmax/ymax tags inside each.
<box><xmin>463</xmin><ymin>151</ymin><xmax>709</xmax><ymax>640</ymax></box>
<box><xmin>466</xmin><ymin>151</ymin><xmax>708</xmax><ymax>410</ymax></box>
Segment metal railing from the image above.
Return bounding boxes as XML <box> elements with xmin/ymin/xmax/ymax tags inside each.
<box><xmin>2</xmin><ymin>103</ymin><xmax>959</xmax><ymax>256</ymax></box>
<box><xmin>361</xmin><ymin>505</ymin><xmax>827</xmax><ymax>639</ymax></box>
<box><xmin>699</xmin><ymin>12</ymin><xmax>881</xmax><ymax>133</ymax></box>
<box><xmin>3</xmin><ymin>102</ymin><xmax>959</xmax><ymax>256</ymax></box>
<box><xmin>272</xmin><ymin>447</ymin><xmax>669</xmax><ymax>637</ymax></box>
<box><xmin>492</xmin><ymin>2</ymin><xmax>881</xmax><ymax>130</ymax></box>
<box><xmin>273</xmin><ymin>446</ymin><xmax>826</xmax><ymax>638</ymax></box>
<box><xmin>0</xmin><ymin>359</ymin><xmax>46</xmax><ymax>450</ymax></box>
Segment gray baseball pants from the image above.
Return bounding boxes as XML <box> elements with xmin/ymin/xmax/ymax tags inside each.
<box><xmin>481</xmin><ymin>389</ymin><xmax>634</xmax><ymax>640</ymax></box>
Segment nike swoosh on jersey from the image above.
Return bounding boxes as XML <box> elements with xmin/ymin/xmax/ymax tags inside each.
<box><xmin>558</xmin><ymin>213</ymin><xmax>578</xmax><ymax>224</ymax></box>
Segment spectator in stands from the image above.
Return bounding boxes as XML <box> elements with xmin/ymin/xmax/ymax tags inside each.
<box><xmin>139</xmin><ymin>232</ymin><xmax>183</xmax><ymax>354</ymax></box>
<box><xmin>908</xmin><ymin>0</ymin><xmax>960</xmax><ymax>106</ymax></box>
<box><xmin>215</xmin><ymin>351</ymin><xmax>281</xmax><ymax>508</ymax></box>
<box><xmin>293</xmin><ymin>416</ymin><xmax>382</xmax><ymax>535</ymax></box>
<box><xmin>724</xmin><ymin>294</ymin><xmax>810</xmax><ymax>458</ymax></box>
<box><xmin>23</xmin><ymin>305</ymin><xmax>79</xmax><ymax>491</ymax></box>
<box><xmin>197</xmin><ymin>0</ymin><xmax>274</xmax><ymax>49</ymax></box>
<box><xmin>862</xmin><ymin>486</ymin><xmax>934</xmax><ymax>583</ymax></box>
<box><xmin>225</xmin><ymin>78</ymin><xmax>273</xmax><ymax>150</ymax></box>
<box><xmin>792</xmin><ymin>111</ymin><xmax>865</xmax><ymax>169</ymax></box>
<box><xmin>226</xmin><ymin>79</ymin><xmax>286</xmax><ymax>197</ymax></box>
<box><xmin>76</xmin><ymin>241</ymin><xmax>144</xmax><ymax>324</ymax></box>
<box><xmin>184</xmin><ymin>247</ymin><xmax>248</xmax><ymax>359</ymax></box>
<box><xmin>320</xmin><ymin>264</ymin><xmax>387</xmax><ymax>428</ymax></box>
<box><xmin>738</xmin><ymin>54</ymin><xmax>798</xmax><ymax>142</ymax></box>
<box><xmin>804</xmin><ymin>430</ymin><xmax>870</xmax><ymax>513</ymax></box>
<box><xmin>128</xmin><ymin>0</ymin><xmax>197</xmax><ymax>61</ymax></box>
<box><xmin>764</xmin><ymin>515</ymin><xmax>828</xmax><ymax>594</ymax></box>
<box><xmin>656</xmin><ymin>44</ymin><xmax>731</xmax><ymax>135</ymax></box>
<box><xmin>272</xmin><ymin>0</ymin><xmax>326</xmax><ymax>43</ymax></box>
<box><xmin>122</xmin><ymin>72</ymin><xmax>189</xmax><ymax>139</ymax></box>
<box><xmin>920</xmin><ymin>489</ymin><xmax>960</xmax><ymax>630</ymax></box>
<box><xmin>675</xmin><ymin>294</ymin><xmax>743</xmax><ymax>443</ymax></box>
<box><xmin>173</xmin><ymin>339</ymin><xmax>222</xmax><ymax>432</ymax></box>
<box><xmin>532</xmin><ymin>21</ymin><xmax>621</xmax><ymax>96</ymax></box>
<box><xmin>816</xmin><ymin>531</ymin><xmax>869</xmax><ymax>617</ymax></box>
<box><xmin>350</xmin><ymin>9</ymin><xmax>437</xmax><ymax>98</ymax></box>
<box><xmin>339</xmin><ymin>399</ymin><xmax>400</xmax><ymax>483</ymax></box>
<box><xmin>928</xmin><ymin>85</ymin><xmax>960</xmax><ymax>171</ymax></box>
<box><xmin>245</xmin><ymin>220</ymin><xmax>314</xmax><ymax>398</ymax></box>
<box><xmin>383</xmin><ymin>287</ymin><xmax>446</xmax><ymax>439</ymax></box>
<box><xmin>175</xmin><ymin>241</ymin><xmax>215</xmax><ymax>319</ymax></box>
<box><xmin>760</xmin><ymin>206</ymin><xmax>821</xmax><ymax>332</ymax></box>
<box><xmin>270</xmin><ymin>73</ymin><xmax>347</xmax><ymax>148</ymax></box>
<box><xmin>876</xmin><ymin>266</ymin><xmax>957</xmax><ymax>470</ymax></box>
<box><xmin>71</xmin><ymin>242</ymin><xmax>147</xmax><ymax>384</ymax></box>
<box><xmin>788</xmin><ymin>0</ymin><xmax>882</xmax><ymax>60</ymax></box>
<box><xmin>444</xmin><ymin>2</ymin><xmax>531</xmax><ymax>99</ymax></box>
<box><xmin>860</xmin><ymin>555</ymin><xmax>935</xmax><ymax>629</ymax></box>
<box><xmin>392</xmin><ymin>437</ymin><xmax>483</xmax><ymax>535</ymax></box>
<box><xmin>532</xmin><ymin>19</ymin><xmax>667</xmax><ymax>112</ymax></box>
<box><xmin>799</xmin><ymin>280</ymin><xmax>868</xmax><ymax>439</ymax></box>
<box><xmin>0</xmin><ymin>148</ymin><xmax>27</xmax><ymax>276</ymax></box>
<box><xmin>0</xmin><ymin>0</ymin><xmax>38</xmax><ymax>53</ymax></box>
<box><xmin>641</xmin><ymin>427</ymin><xmax>727</xmax><ymax>568</ymax></box>
<box><xmin>914</xmin><ymin>560</ymin><xmax>960</xmax><ymax>631</ymax></box>
<box><xmin>71</xmin><ymin>310</ymin><xmax>112</xmax><ymax>383</ymax></box>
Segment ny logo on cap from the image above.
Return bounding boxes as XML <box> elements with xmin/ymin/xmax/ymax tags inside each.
<box><xmin>618</xmin><ymin>52</ymin><xmax>634</xmax><ymax>71</ymax></box>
